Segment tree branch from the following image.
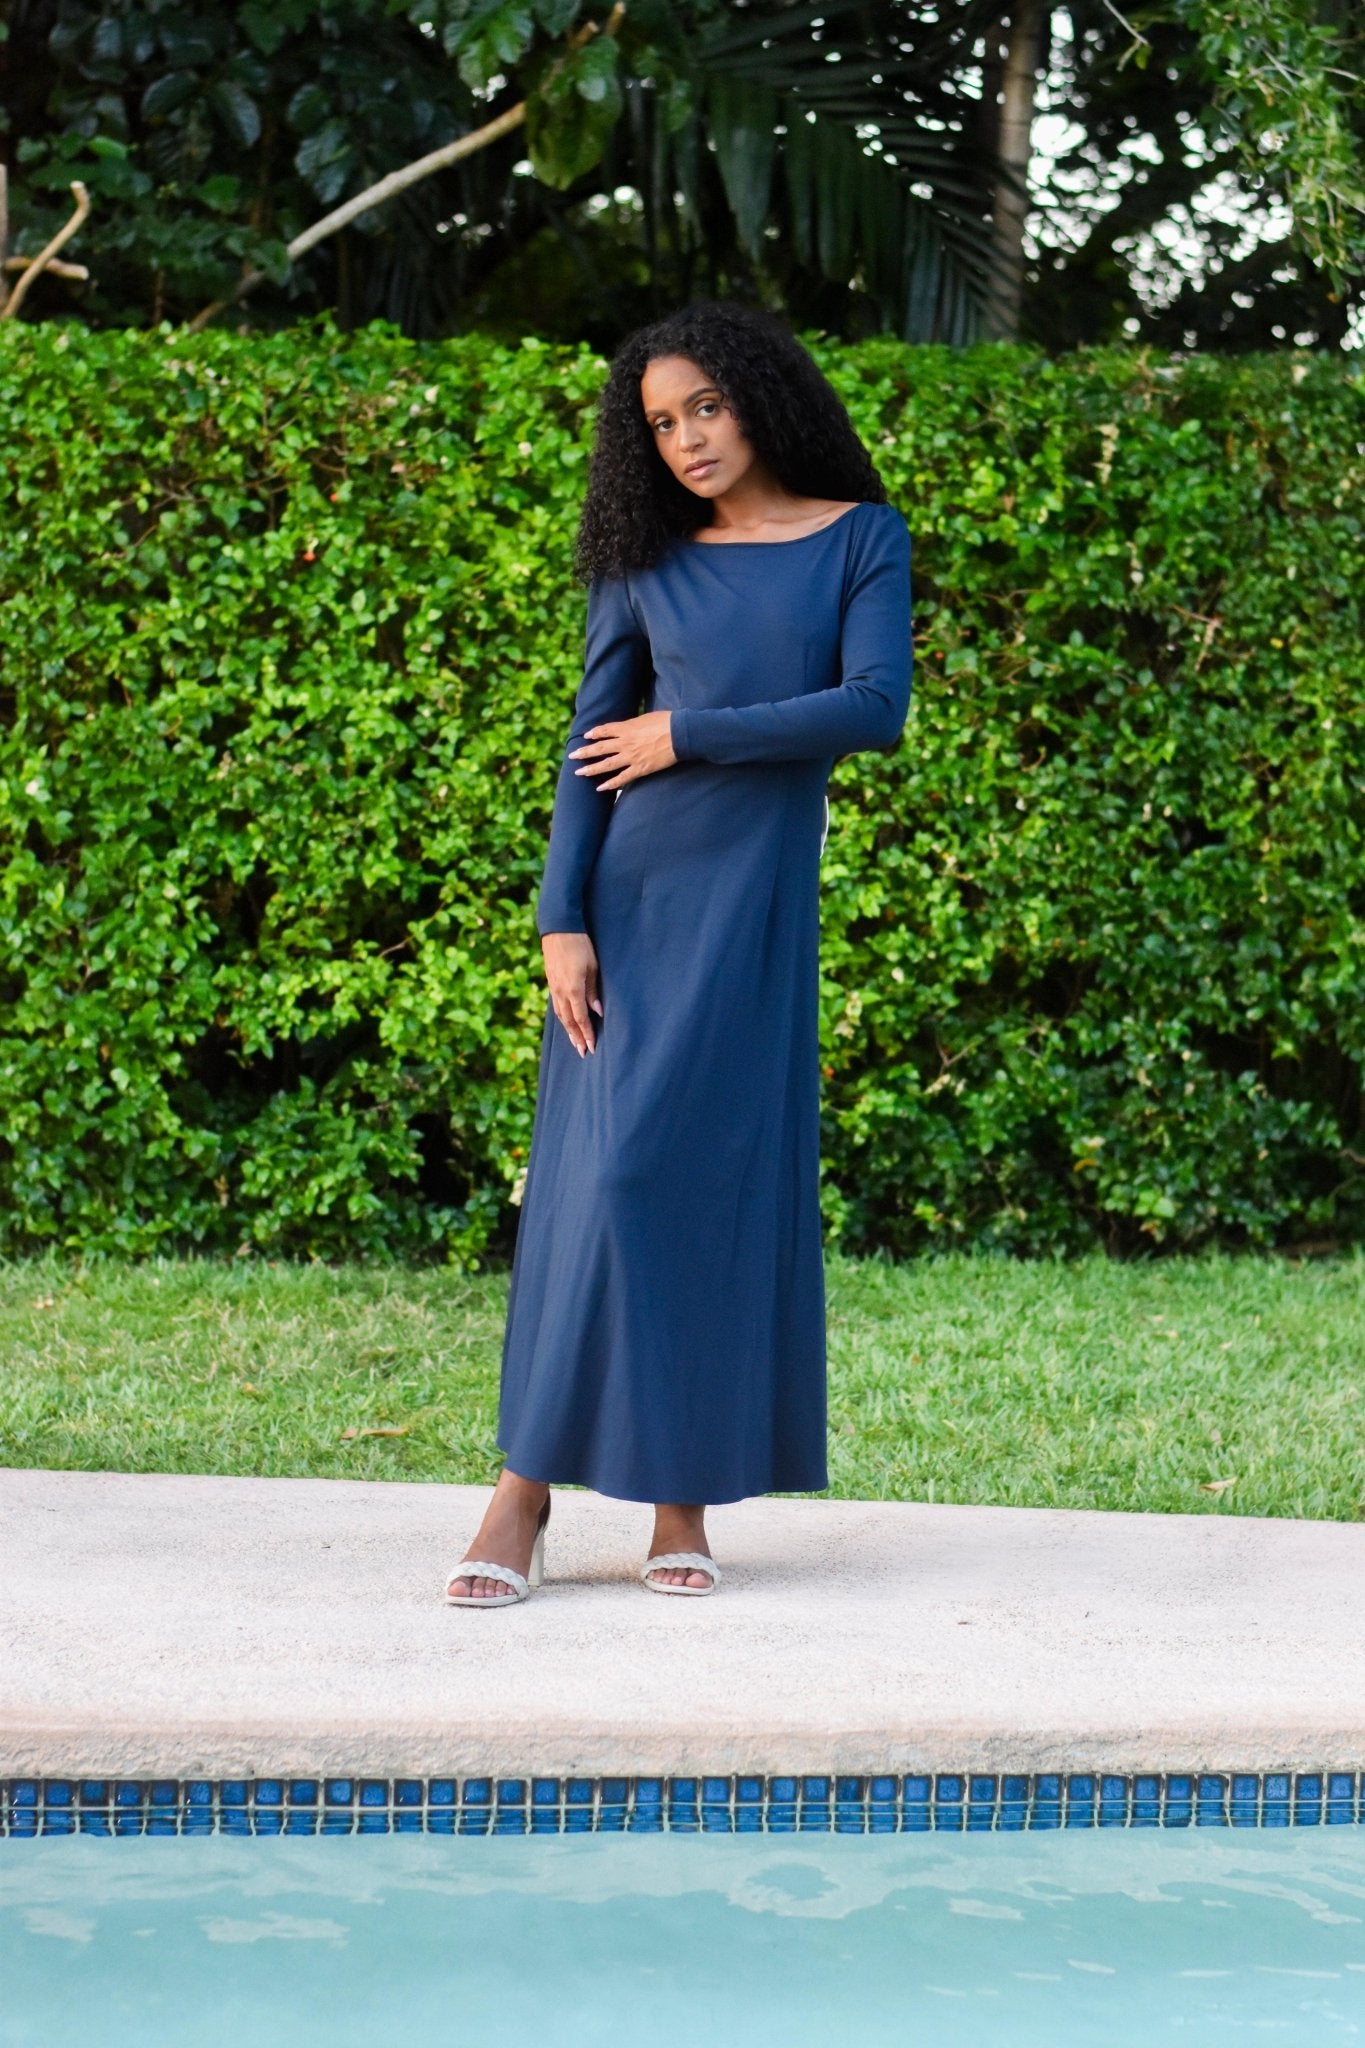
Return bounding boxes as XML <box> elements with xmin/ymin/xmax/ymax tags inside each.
<box><xmin>2</xmin><ymin>256</ymin><xmax>89</xmax><ymax>278</ymax></box>
<box><xmin>184</xmin><ymin>100</ymin><xmax>527</xmax><ymax>334</ymax></box>
<box><xmin>0</xmin><ymin>181</ymin><xmax>91</xmax><ymax>321</ymax></box>
<box><xmin>183</xmin><ymin>4</ymin><xmax>626</xmax><ymax>335</ymax></box>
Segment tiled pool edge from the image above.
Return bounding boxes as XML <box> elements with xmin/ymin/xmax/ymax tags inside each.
<box><xmin>5</xmin><ymin>1770</ymin><xmax>1364</xmax><ymax>1836</ymax></box>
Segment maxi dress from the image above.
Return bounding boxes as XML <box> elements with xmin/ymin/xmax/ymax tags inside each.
<box><xmin>496</xmin><ymin>498</ymin><xmax>913</xmax><ymax>1504</ymax></box>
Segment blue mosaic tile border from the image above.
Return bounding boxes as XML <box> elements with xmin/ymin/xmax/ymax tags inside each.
<box><xmin>3</xmin><ymin>1771</ymin><xmax>1362</xmax><ymax>1836</ymax></box>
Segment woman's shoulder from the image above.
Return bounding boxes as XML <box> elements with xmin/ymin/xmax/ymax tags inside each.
<box><xmin>851</xmin><ymin>498</ymin><xmax>911</xmax><ymax>555</ymax></box>
<box><xmin>859</xmin><ymin>498</ymin><xmax>909</xmax><ymax>533</ymax></box>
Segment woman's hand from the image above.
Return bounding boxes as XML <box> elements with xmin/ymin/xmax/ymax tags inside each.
<box><xmin>541</xmin><ymin>931</ymin><xmax>604</xmax><ymax>1057</ymax></box>
<box><xmin>570</xmin><ymin>709</ymin><xmax>676</xmax><ymax>791</ymax></box>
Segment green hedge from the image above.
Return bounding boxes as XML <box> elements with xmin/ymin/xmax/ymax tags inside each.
<box><xmin>2</xmin><ymin>322</ymin><xmax>1362</xmax><ymax>1262</ymax></box>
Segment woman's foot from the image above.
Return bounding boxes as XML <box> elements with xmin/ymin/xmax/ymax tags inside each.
<box><xmin>645</xmin><ymin>1504</ymin><xmax>715</xmax><ymax>1590</ymax></box>
<box><xmin>447</xmin><ymin>1469</ymin><xmax>550</xmax><ymax>1602</ymax></box>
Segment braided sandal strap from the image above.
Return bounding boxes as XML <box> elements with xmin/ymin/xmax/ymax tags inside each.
<box><xmin>641</xmin><ymin>1551</ymin><xmax>721</xmax><ymax>1587</ymax></box>
<box><xmin>448</xmin><ymin>1560</ymin><xmax>529</xmax><ymax>1598</ymax></box>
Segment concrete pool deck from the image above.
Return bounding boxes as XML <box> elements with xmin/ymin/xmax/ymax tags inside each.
<box><xmin>2</xmin><ymin>1466</ymin><xmax>1363</xmax><ymax>1780</ymax></box>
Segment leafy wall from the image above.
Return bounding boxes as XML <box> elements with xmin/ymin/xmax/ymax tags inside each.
<box><xmin>2</xmin><ymin>323</ymin><xmax>1362</xmax><ymax>1260</ymax></box>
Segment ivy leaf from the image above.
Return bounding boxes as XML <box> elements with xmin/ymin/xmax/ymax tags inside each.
<box><xmin>524</xmin><ymin>94</ymin><xmax>600</xmax><ymax>188</ymax></box>
<box><xmin>210</xmin><ymin>81</ymin><xmax>262</xmax><ymax>151</ymax></box>
<box><xmin>526</xmin><ymin>35</ymin><xmax>622</xmax><ymax>188</ymax></box>
<box><xmin>141</xmin><ymin>72</ymin><xmax>200</xmax><ymax>122</ymax></box>
<box><xmin>658</xmin><ymin>69</ymin><xmax>694</xmax><ymax>136</ymax></box>
<box><xmin>123</xmin><ymin>15</ymin><xmax>158</xmax><ymax>66</ymax></box>
<box><xmin>197</xmin><ymin>173</ymin><xmax>244</xmax><ymax>214</ymax></box>
<box><xmin>286</xmin><ymin>83</ymin><xmax>330</xmax><ymax>136</ymax></box>
<box><xmin>240</xmin><ymin>1</ymin><xmax>298</xmax><ymax>57</ymax></box>
<box><xmin>90</xmin><ymin>15</ymin><xmax>124</xmax><ymax>66</ymax></box>
<box><xmin>448</xmin><ymin>0</ymin><xmax>536</xmax><ymax>92</ymax></box>
<box><xmin>571</xmin><ymin>33</ymin><xmax>620</xmax><ymax>105</ymax></box>
<box><xmin>296</xmin><ymin>122</ymin><xmax>354</xmax><ymax>205</ymax></box>
<box><xmin>157</xmin><ymin>23</ymin><xmax>218</xmax><ymax>68</ymax></box>
<box><xmin>254</xmin><ymin>236</ymin><xmax>291</xmax><ymax>284</ymax></box>
<box><xmin>532</xmin><ymin>0</ymin><xmax>581</xmax><ymax>33</ymax></box>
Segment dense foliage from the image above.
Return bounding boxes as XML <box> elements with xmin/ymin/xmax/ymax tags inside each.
<box><xmin>5</xmin><ymin>0</ymin><xmax>1363</xmax><ymax>349</ymax></box>
<box><xmin>2</xmin><ymin>322</ymin><xmax>1362</xmax><ymax>1263</ymax></box>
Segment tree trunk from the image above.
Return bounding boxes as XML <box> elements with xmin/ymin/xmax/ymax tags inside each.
<box><xmin>984</xmin><ymin>1</ymin><xmax>1046</xmax><ymax>341</ymax></box>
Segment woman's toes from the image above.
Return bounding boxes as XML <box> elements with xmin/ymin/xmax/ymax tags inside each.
<box><xmin>646</xmin><ymin>1561</ymin><xmax>713</xmax><ymax>1587</ymax></box>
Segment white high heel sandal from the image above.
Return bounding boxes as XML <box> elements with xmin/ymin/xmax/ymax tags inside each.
<box><xmin>640</xmin><ymin>1552</ymin><xmax>721</xmax><ymax>1596</ymax></box>
<box><xmin>445</xmin><ymin>1498</ymin><xmax>550</xmax><ymax>1607</ymax></box>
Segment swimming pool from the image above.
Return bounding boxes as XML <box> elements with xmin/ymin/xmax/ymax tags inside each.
<box><xmin>4</xmin><ymin>1828</ymin><xmax>1365</xmax><ymax>2045</ymax></box>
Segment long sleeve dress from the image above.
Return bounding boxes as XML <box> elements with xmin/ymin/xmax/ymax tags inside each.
<box><xmin>496</xmin><ymin>498</ymin><xmax>913</xmax><ymax>1504</ymax></box>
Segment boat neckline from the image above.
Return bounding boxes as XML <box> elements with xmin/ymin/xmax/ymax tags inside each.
<box><xmin>685</xmin><ymin>501</ymin><xmax>866</xmax><ymax>546</ymax></box>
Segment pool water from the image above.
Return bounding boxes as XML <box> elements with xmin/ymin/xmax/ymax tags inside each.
<box><xmin>4</xmin><ymin>1830</ymin><xmax>1365</xmax><ymax>2044</ymax></box>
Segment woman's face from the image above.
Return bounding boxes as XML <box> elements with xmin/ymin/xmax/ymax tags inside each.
<box><xmin>639</xmin><ymin>353</ymin><xmax>756</xmax><ymax>499</ymax></box>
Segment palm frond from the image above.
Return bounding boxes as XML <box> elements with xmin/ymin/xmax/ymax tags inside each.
<box><xmin>684</xmin><ymin>0</ymin><xmax>1017</xmax><ymax>340</ymax></box>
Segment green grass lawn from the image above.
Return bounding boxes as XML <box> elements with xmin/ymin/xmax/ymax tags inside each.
<box><xmin>2</xmin><ymin>1249</ymin><xmax>1362</xmax><ymax>1520</ymax></box>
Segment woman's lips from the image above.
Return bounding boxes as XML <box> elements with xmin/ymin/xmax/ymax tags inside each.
<box><xmin>686</xmin><ymin>460</ymin><xmax>716</xmax><ymax>477</ymax></box>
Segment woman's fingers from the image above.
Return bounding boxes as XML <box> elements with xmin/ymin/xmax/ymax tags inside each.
<box><xmin>550</xmin><ymin>987</ymin><xmax>595</xmax><ymax>1056</ymax></box>
<box><xmin>564</xmin><ymin>982</ymin><xmax>596</xmax><ymax>1056</ymax></box>
<box><xmin>569</xmin><ymin>733</ymin><xmax>617</xmax><ymax>766</ymax></box>
<box><xmin>541</xmin><ymin>933</ymin><xmax>601</xmax><ymax>1056</ymax></box>
<box><xmin>550</xmin><ymin>997</ymin><xmax>589</xmax><ymax>1056</ymax></box>
<box><xmin>570</xmin><ymin>714</ymin><xmax>674</xmax><ymax>791</ymax></box>
<box><xmin>573</xmin><ymin>745</ymin><xmax>630</xmax><ymax>784</ymax></box>
<box><xmin>571</xmin><ymin>725</ymin><xmax>637</xmax><ymax>788</ymax></box>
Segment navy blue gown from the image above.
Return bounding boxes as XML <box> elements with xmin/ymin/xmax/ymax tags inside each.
<box><xmin>496</xmin><ymin>499</ymin><xmax>913</xmax><ymax>1503</ymax></box>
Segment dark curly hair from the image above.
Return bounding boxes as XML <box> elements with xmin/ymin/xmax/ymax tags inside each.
<box><xmin>573</xmin><ymin>299</ymin><xmax>889</xmax><ymax>582</ymax></box>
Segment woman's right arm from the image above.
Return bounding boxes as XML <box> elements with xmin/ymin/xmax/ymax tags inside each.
<box><xmin>536</xmin><ymin>574</ymin><xmax>651</xmax><ymax>1056</ymax></box>
<box><xmin>536</xmin><ymin>573</ymin><xmax>652</xmax><ymax>937</ymax></box>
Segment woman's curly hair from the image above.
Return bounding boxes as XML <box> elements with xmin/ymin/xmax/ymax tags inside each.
<box><xmin>573</xmin><ymin>299</ymin><xmax>888</xmax><ymax>583</ymax></box>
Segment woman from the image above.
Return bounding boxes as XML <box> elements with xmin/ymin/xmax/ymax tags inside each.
<box><xmin>447</xmin><ymin>299</ymin><xmax>912</xmax><ymax>1606</ymax></box>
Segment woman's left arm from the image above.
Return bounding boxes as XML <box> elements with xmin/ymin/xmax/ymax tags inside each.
<box><xmin>668</xmin><ymin>507</ymin><xmax>912</xmax><ymax>766</ymax></box>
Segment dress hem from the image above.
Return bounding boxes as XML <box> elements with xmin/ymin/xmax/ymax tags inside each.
<box><xmin>494</xmin><ymin>1443</ymin><xmax>830</xmax><ymax>1507</ymax></box>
